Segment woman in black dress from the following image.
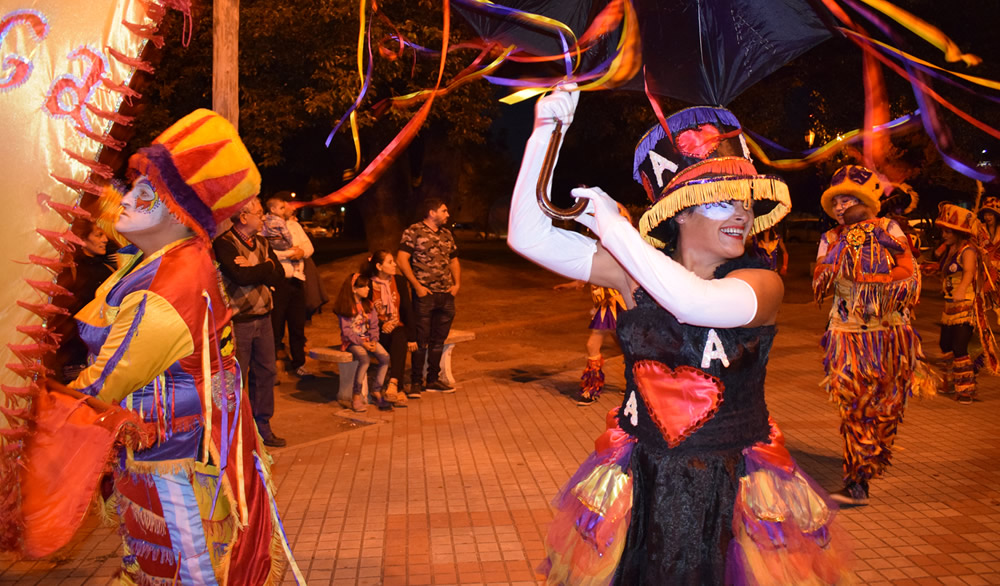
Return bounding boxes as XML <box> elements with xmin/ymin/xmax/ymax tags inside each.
<box><xmin>508</xmin><ymin>87</ymin><xmax>848</xmax><ymax>584</ymax></box>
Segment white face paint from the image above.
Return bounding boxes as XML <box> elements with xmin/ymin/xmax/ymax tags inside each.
<box><xmin>116</xmin><ymin>176</ymin><xmax>172</xmax><ymax>235</ymax></box>
<box><xmin>693</xmin><ymin>201</ymin><xmax>737</xmax><ymax>221</ymax></box>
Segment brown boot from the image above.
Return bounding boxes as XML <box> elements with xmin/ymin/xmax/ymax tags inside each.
<box><xmin>940</xmin><ymin>352</ymin><xmax>955</xmax><ymax>394</ymax></box>
<box><xmin>578</xmin><ymin>355</ymin><xmax>605</xmax><ymax>405</ymax></box>
<box><xmin>953</xmin><ymin>355</ymin><xmax>976</xmax><ymax>404</ymax></box>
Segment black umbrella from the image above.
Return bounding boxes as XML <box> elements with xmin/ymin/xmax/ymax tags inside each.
<box><xmin>455</xmin><ymin>0</ymin><xmax>833</xmax><ymax>106</ymax></box>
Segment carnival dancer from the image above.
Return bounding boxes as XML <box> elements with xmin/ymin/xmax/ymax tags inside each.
<box><xmin>21</xmin><ymin>110</ymin><xmax>296</xmax><ymax>584</ymax></box>
<box><xmin>977</xmin><ymin>196</ymin><xmax>1000</xmax><ymax>247</ymax></box>
<box><xmin>751</xmin><ymin>226</ymin><xmax>788</xmax><ymax>274</ymax></box>
<box><xmin>556</xmin><ymin>204</ymin><xmax>632</xmax><ymax>405</ymax></box>
<box><xmin>879</xmin><ymin>183</ymin><xmax>922</xmax><ymax>258</ymax></box>
<box><xmin>930</xmin><ymin>203</ymin><xmax>999</xmax><ymax>404</ymax></box>
<box><xmin>814</xmin><ymin>165</ymin><xmax>936</xmax><ymax>507</ymax></box>
<box><xmin>577</xmin><ymin>283</ymin><xmax>627</xmax><ymax>404</ymax></box>
<box><xmin>509</xmin><ymin>87</ymin><xmax>847</xmax><ymax>584</ymax></box>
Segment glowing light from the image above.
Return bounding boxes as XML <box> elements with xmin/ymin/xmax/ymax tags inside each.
<box><xmin>805</xmin><ymin>130</ymin><xmax>816</xmax><ymax>147</ymax></box>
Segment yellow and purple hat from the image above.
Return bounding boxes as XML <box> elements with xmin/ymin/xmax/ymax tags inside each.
<box><xmin>632</xmin><ymin>106</ymin><xmax>791</xmax><ymax>249</ymax></box>
<box><xmin>821</xmin><ymin>165</ymin><xmax>883</xmax><ymax>219</ymax></box>
<box><xmin>128</xmin><ymin>109</ymin><xmax>261</xmax><ymax>240</ymax></box>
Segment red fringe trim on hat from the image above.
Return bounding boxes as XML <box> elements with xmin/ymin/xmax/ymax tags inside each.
<box><xmin>666</xmin><ymin>157</ymin><xmax>758</xmax><ymax>192</ymax></box>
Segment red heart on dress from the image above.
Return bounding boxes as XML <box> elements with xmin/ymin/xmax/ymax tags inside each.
<box><xmin>632</xmin><ymin>360</ymin><xmax>724</xmax><ymax>448</ymax></box>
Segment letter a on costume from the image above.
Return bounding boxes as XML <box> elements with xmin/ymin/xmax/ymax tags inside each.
<box><xmin>649</xmin><ymin>151</ymin><xmax>678</xmax><ymax>188</ymax></box>
<box><xmin>623</xmin><ymin>391</ymin><xmax>639</xmax><ymax>426</ymax></box>
<box><xmin>700</xmin><ymin>329</ymin><xmax>730</xmax><ymax>369</ymax></box>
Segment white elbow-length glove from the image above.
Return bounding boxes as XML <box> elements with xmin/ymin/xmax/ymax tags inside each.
<box><xmin>572</xmin><ymin>186</ymin><xmax>758</xmax><ymax>328</ymax></box>
<box><xmin>507</xmin><ymin>86</ymin><xmax>597</xmax><ymax>281</ymax></box>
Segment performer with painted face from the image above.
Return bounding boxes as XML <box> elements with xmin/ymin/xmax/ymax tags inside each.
<box><xmin>930</xmin><ymin>203</ymin><xmax>999</xmax><ymax>404</ymax></box>
<box><xmin>20</xmin><ymin>110</ymin><xmax>295</xmax><ymax>584</ymax></box>
<box><xmin>814</xmin><ymin>165</ymin><xmax>936</xmax><ymax>507</ymax></box>
<box><xmin>509</xmin><ymin>88</ymin><xmax>847</xmax><ymax>584</ymax></box>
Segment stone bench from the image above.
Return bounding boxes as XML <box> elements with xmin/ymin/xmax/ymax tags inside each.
<box><xmin>309</xmin><ymin>329</ymin><xmax>476</xmax><ymax>404</ymax></box>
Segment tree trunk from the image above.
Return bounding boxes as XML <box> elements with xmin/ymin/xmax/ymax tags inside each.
<box><xmin>358</xmin><ymin>155</ymin><xmax>411</xmax><ymax>253</ymax></box>
<box><xmin>213</xmin><ymin>0</ymin><xmax>239</xmax><ymax>128</ymax></box>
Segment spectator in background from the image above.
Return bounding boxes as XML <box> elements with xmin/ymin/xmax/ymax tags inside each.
<box><xmin>264</xmin><ymin>192</ymin><xmax>314</xmax><ymax>377</ymax></box>
<box><xmin>214</xmin><ymin>198</ymin><xmax>287</xmax><ymax>448</ymax></box>
<box><xmin>49</xmin><ymin>219</ymin><xmax>116</xmax><ymax>382</ymax></box>
<box><xmin>333</xmin><ymin>273</ymin><xmax>392</xmax><ymax>412</ymax></box>
<box><xmin>397</xmin><ymin>198</ymin><xmax>461</xmax><ymax>396</ymax></box>
<box><xmin>366</xmin><ymin>250</ymin><xmax>417</xmax><ymax>406</ymax></box>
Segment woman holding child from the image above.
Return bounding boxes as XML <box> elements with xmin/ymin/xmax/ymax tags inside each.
<box><xmin>814</xmin><ymin>165</ymin><xmax>935</xmax><ymax>506</ymax></box>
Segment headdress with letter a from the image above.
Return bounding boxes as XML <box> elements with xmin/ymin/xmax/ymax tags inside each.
<box><xmin>633</xmin><ymin>106</ymin><xmax>791</xmax><ymax>249</ymax></box>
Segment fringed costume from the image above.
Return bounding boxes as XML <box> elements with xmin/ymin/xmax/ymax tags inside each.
<box><xmin>815</xmin><ymin>166</ymin><xmax>936</xmax><ymax>503</ymax></box>
<box><xmin>934</xmin><ymin>203</ymin><xmax>1000</xmax><ymax>404</ymax></box>
<box><xmin>18</xmin><ymin>110</ymin><xmax>297</xmax><ymax>584</ymax></box>
<box><xmin>580</xmin><ymin>286</ymin><xmax>627</xmax><ymax>401</ymax></box>
<box><xmin>590</xmin><ymin>286</ymin><xmax>627</xmax><ymax>331</ymax></box>
<box><xmin>814</xmin><ymin>217</ymin><xmax>935</xmax><ymax>497</ymax></box>
<box><xmin>543</xmin><ymin>260</ymin><xmax>848</xmax><ymax>585</ymax></box>
<box><xmin>72</xmin><ymin>238</ymin><xmax>285</xmax><ymax>585</ymax></box>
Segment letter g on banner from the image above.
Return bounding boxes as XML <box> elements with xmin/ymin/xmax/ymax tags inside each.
<box><xmin>0</xmin><ymin>9</ymin><xmax>49</xmax><ymax>92</ymax></box>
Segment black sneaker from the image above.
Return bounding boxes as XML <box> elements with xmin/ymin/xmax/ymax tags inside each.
<box><xmin>576</xmin><ymin>394</ymin><xmax>598</xmax><ymax>406</ymax></box>
<box><xmin>262</xmin><ymin>434</ymin><xmax>287</xmax><ymax>448</ymax></box>
<box><xmin>406</xmin><ymin>382</ymin><xmax>424</xmax><ymax>398</ymax></box>
<box><xmin>829</xmin><ymin>482</ymin><xmax>869</xmax><ymax>506</ymax></box>
<box><xmin>425</xmin><ymin>380</ymin><xmax>456</xmax><ymax>393</ymax></box>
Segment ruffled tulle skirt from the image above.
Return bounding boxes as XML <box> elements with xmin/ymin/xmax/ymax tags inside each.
<box><xmin>540</xmin><ymin>411</ymin><xmax>850</xmax><ymax>585</ymax></box>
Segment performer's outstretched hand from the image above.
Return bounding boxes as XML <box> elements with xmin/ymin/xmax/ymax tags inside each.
<box><xmin>535</xmin><ymin>84</ymin><xmax>579</xmax><ymax>129</ymax></box>
<box><xmin>573</xmin><ymin>186</ymin><xmax>629</xmax><ymax>239</ymax></box>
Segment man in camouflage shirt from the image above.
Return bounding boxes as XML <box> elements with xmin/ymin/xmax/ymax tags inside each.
<box><xmin>397</xmin><ymin>198</ymin><xmax>461</xmax><ymax>395</ymax></box>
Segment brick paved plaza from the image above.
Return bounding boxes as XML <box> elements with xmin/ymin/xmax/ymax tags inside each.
<box><xmin>2</xmin><ymin>255</ymin><xmax>999</xmax><ymax>586</ymax></box>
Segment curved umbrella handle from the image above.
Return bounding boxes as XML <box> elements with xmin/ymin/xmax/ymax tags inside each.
<box><xmin>536</xmin><ymin>120</ymin><xmax>588</xmax><ymax>220</ymax></box>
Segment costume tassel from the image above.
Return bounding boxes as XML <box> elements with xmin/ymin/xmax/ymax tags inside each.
<box><xmin>106</xmin><ymin>47</ymin><xmax>154</xmax><ymax>73</ymax></box>
<box><xmin>61</xmin><ymin>148</ymin><xmax>114</xmax><ymax>178</ymax></box>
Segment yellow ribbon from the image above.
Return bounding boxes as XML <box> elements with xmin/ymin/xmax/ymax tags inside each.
<box><xmin>840</xmin><ymin>28</ymin><xmax>1000</xmax><ymax>90</ymax></box>
<box><xmin>854</xmin><ymin>0</ymin><xmax>981</xmax><ymax>66</ymax></box>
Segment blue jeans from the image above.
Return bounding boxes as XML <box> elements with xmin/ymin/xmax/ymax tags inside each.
<box><xmin>347</xmin><ymin>343</ymin><xmax>390</xmax><ymax>392</ymax></box>
<box><xmin>233</xmin><ymin>315</ymin><xmax>277</xmax><ymax>437</ymax></box>
<box><xmin>410</xmin><ymin>291</ymin><xmax>455</xmax><ymax>384</ymax></box>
